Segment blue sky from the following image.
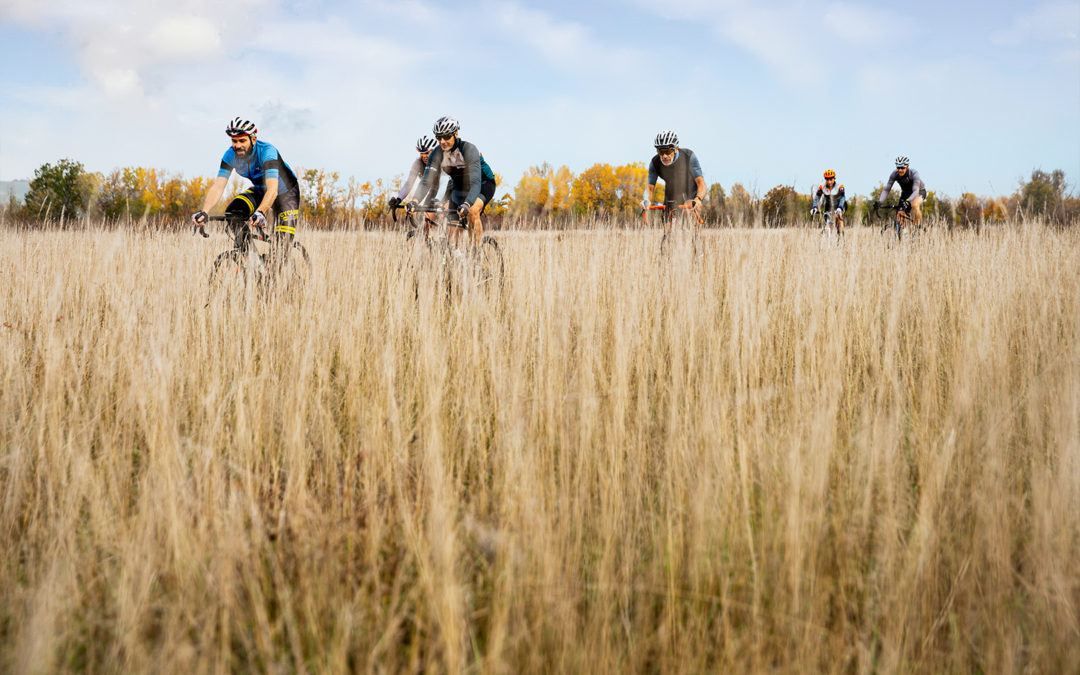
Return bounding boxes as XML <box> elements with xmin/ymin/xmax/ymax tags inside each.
<box><xmin>1</xmin><ymin>0</ymin><xmax>1077</xmax><ymax>199</ymax></box>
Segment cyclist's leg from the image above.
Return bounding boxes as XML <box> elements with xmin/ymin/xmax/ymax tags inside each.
<box><xmin>910</xmin><ymin>193</ymin><xmax>924</xmax><ymax>227</ymax></box>
<box><xmin>467</xmin><ymin>180</ymin><xmax>496</xmax><ymax>248</ymax></box>
<box><xmin>269</xmin><ymin>188</ymin><xmax>300</xmax><ymax>266</ymax></box>
<box><xmin>663</xmin><ymin>200</ymin><xmax>677</xmax><ymax>234</ymax></box>
<box><xmin>225</xmin><ymin>188</ymin><xmax>261</xmax><ymax>248</ymax></box>
<box><xmin>445</xmin><ymin>196</ymin><xmax>467</xmax><ymax>248</ymax></box>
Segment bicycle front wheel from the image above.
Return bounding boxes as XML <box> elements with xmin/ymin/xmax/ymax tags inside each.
<box><xmin>474</xmin><ymin>236</ymin><xmax>505</xmax><ymax>289</ymax></box>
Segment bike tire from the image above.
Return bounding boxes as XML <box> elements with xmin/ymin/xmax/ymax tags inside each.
<box><xmin>209</xmin><ymin>249</ymin><xmax>249</xmax><ymax>287</ymax></box>
<box><xmin>476</xmin><ymin>236</ymin><xmax>505</xmax><ymax>289</ymax></box>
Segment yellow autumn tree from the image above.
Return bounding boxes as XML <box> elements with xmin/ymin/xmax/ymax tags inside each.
<box><xmin>300</xmin><ymin>168</ymin><xmax>344</xmax><ymax>222</ymax></box>
<box><xmin>571</xmin><ymin>164</ymin><xmax>620</xmax><ymax>215</ymax></box>
<box><xmin>512</xmin><ymin>164</ymin><xmax>552</xmax><ymax>217</ymax></box>
<box><xmin>550</xmin><ymin>165</ymin><xmax>573</xmax><ymax>216</ymax></box>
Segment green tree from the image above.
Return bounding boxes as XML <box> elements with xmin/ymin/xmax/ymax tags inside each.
<box><xmin>24</xmin><ymin>158</ymin><xmax>95</xmax><ymax>222</ymax></box>
<box><xmin>1020</xmin><ymin>169</ymin><xmax>1067</xmax><ymax>220</ymax></box>
<box><xmin>701</xmin><ymin>183</ymin><xmax>726</xmax><ymax>226</ymax></box>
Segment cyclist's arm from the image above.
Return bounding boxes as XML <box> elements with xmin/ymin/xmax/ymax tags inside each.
<box><xmin>398</xmin><ymin>159</ymin><xmax>424</xmax><ymax>200</ymax></box>
<box><xmin>837</xmin><ymin>188</ymin><xmax>848</xmax><ymax>213</ymax></box>
<box><xmin>644</xmin><ymin>159</ymin><xmax>659</xmax><ymax>205</ymax></box>
<box><xmin>255</xmin><ymin>177</ymin><xmax>279</xmax><ymax>216</ymax></box>
<box><xmin>693</xmin><ymin>175</ymin><xmax>706</xmax><ymax>201</ymax></box>
<box><xmin>877</xmin><ymin>173</ymin><xmax>897</xmax><ymax>203</ymax></box>
<box><xmin>811</xmin><ymin>187</ymin><xmax>822</xmax><ymax>209</ymax></box>
<box><xmin>462</xmin><ymin>143</ymin><xmax>483</xmax><ymax>206</ymax></box>
<box><xmin>415</xmin><ymin>148</ymin><xmax>442</xmax><ymax>203</ymax></box>
<box><xmin>199</xmin><ymin>175</ymin><xmax>230</xmax><ymax>213</ymax></box>
<box><xmin>910</xmin><ymin>170</ymin><xmax>925</xmax><ymax>195</ymax></box>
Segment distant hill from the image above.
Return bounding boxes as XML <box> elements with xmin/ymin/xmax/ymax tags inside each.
<box><xmin>0</xmin><ymin>180</ymin><xmax>30</xmax><ymax>205</ymax></box>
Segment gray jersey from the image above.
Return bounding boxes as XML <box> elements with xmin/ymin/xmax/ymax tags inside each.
<box><xmin>878</xmin><ymin>168</ymin><xmax>925</xmax><ymax>202</ymax></box>
<box><xmin>397</xmin><ymin>157</ymin><xmax>440</xmax><ymax>201</ymax></box>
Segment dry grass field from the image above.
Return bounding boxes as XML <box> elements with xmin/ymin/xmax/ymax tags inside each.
<box><xmin>1</xmin><ymin>222</ymin><xmax>1078</xmax><ymax>673</ymax></box>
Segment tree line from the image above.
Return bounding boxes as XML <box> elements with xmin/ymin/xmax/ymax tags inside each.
<box><xmin>3</xmin><ymin>158</ymin><xmax>1077</xmax><ymax>229</ymax></box>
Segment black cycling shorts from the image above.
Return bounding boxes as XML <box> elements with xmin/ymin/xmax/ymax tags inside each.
<box><xmin>449</xmin><ymin>180</ymin><xmax>497</xmax><ymax>214</ymax></box>
<box><xmin>226</xmin><ymin>187</ymin><xmax>301</xmax><ymax>236</ymax></box>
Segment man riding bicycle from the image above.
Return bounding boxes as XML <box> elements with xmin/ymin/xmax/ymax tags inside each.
<box><xmin>642</xmin><ymin>131</ymin><xmax>706</xmax><ymax>231</ymax></box>
<box><xmin>191</xmin><ymin>117</ymin><xmax>301</xmax><ymax>261</ymax></box>
<box><xmin>412</xmin><ymin>116</ymin><xmax>496</xmax><ymax>248</ymax></box>
<box><xmin>810</xmin><ymin>169</ymin><xmax>847</xmax><ymax>238</ymax></box>
<box><xmin>874</xmin><ymin>156</ymin><xmax>926</xmax><ymax>227</ymax></box>
<box><xmin>388</xmin><ymin>135</ymin><xmax>441</xmax><ymax>212</ymax></box>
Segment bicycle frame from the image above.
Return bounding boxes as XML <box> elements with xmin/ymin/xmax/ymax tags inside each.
<box><xmin>815</xmin><ymin>210</ymin><xmax>843</xmax><ymax>249</ymax></box>
<box><xmin>395</xmin><ymin>203</ymin><xmax>505</xmax><ymax>289</ymax></box>
<box><xmin>202</xmin><ymin>214</ymin><xmax>311</xmax><ymax>297</ymax></box>
<box><xmin>876</xmin><ymin>202</ymin><xmax>913</xmax><ymax>243</ymax></box>
<box><xmin>641</xmin><ymin>202</ymin><xmax>703</xmax><ymax>229</ymax></box>
<box><xmin>208</xmin><ymin>214</ymin><xmax>271</xmax><ymax>252</ymax></box>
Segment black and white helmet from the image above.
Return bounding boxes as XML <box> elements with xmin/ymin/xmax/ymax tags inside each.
<box><xmin>432</xmin><ymin>116</ymin><xmax>460</xmax><ymax>137</ymax></box>
<box><xmin>895</xmin><ymin>156</ymin><xmax>910</xmax><ymax>168</ymax></box>
<box><xmin>654</xmin><ymin>130</ymin><xmax>679</xmax><ymax>149</ymax></box>
<box><xmin>416</xmin><ymin>135</ymin><xmax>438</xmax><ymax>153</ymax></box>
<box><xmin>226</xmin><ymin>117</ymin><xmax>257</xmax><ymax>138</ymax></box>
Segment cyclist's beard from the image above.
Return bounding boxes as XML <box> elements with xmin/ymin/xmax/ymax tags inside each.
<box><xmin>660</xmin><ymin>155</ymin><xmax>674</xmax><ymax>166</ymax></box>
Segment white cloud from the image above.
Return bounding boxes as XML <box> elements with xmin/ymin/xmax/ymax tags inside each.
<box><xmin>148</xmin><ymin>16</ymin><xmax>223</xmax><ymax>59</ymax></box>
<box><xmin>992</xmin><ymin>2</ymin><xmax>1080</xmax><ymax>46</ymax></box>
<box><xmin>823</xmin><ymin>3</ymin><xmax>902</xmax><ymax>45</ymax></box>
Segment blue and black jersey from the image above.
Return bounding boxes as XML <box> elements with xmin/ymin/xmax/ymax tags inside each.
<box><xmin>218</xmin><ymin>140</ymin><xmax>299</xmax><ymax>196</ymax></box>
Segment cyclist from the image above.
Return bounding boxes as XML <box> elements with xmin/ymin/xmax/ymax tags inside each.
<box><xmin>412</xmin><ymin>116</ymin><xmax>496</xmax><ymax>248</ymax></box>
<box><xmin>874</xmin><ymin>156</ymin><xmax>926</xmax><ymax>227</ymax></box>
<box><xmin>641</xmin><ymin>130</ymin><xmax>706</xmax><ymax>231</ymax></box>
<box><xmin>810</xmin><ymin>169</ymin><xmax>847</xmax><ymax>238</ymax></box>
<box><xmin>388</xmin><ymin>135</ymin><xmax>441</xmax><ymax>212</ymax></box>
<box><xmin>191</xmin><ymin>117</ymin><xmax>301</xmax><ymax>261</ymax></box>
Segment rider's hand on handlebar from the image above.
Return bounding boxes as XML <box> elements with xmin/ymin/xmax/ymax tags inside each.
<box><xmin>250</xmin><ymin>210</ymin><xmax>267</xmax><ymax>229</ymax></box>
<box><xmin>191</xmin><ymin>210</ymin><xmax>208</xmax><ymax>237</ymax></box>
<box><xmin>458</xmin><ymin>203</ymin><xmax>471</xmax><ymax>220</ymax></box>
<box><xmin>810</xmin><ymin>207</ymin><xmax>818</xmax><ymax>216</ymax></box>
<box><xmin>388</xmin><ymin>196</ymin><xmax>401</xmax><ymax>209</ymax></box>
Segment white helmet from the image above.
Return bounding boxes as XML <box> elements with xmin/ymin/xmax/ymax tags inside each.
<box><xmin>895</xmin><ymin>156</ymin><xmax>910</xmax><ymax>168</ymax></box>
<box><xmin>433</xmin><ymin>116</ymin><xmax>460</xmax><ymax>137</ymax></box>
<box><xmin>416</xmin><ymin>135</ymin><xmax>438</xmax><ymax>153</ymax></box>
<box><xmin>654</xmin><ymin>130</ymin><xmax>679</xmax><ymax>149</ymax></box>
<box><xmin>226</xmin><ymin>117</ymin><xmax>257</xmax><ymax>137</ymax></box>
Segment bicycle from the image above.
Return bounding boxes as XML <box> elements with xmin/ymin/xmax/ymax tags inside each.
<box><xmin>875</xmin><ymin>201</ymin><xmax>919</xmax><ymax>248</ymax></box>
<box><xmin>643</xmin><ymin>201</ymin><xmax>703</xmax><ymax>259</ymax></box>
<box><xmin>392</xmin><ymin>203</ymin><xmax>504</xmax><ymax>290</ymax></box>
<box><xmin>814</xmin><ymin>209</ymin><xmax>844</xmax><ymax>249</ymax></box>
<box><xmin>198</xmin><ymin>213</ymin><xmax>311</xmax><ymax>296</ymax></box>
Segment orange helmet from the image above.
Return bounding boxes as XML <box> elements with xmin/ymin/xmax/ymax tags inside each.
<box><xmin>823</xmin><ymin>169</ymin><xmax>836</xmax><ymax>179</ymax></box>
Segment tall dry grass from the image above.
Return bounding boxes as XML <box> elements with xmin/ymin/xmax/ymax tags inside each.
<box><xmin>1</xmin><ymin>222</ymin><xmax>1078</xmax><ymax>673</ymax></box>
